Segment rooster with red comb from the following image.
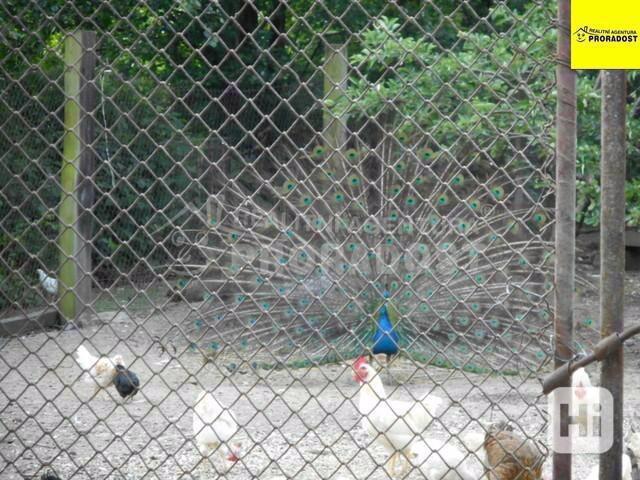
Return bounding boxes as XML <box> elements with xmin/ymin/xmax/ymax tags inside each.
<box><xmin>352</xmin><ymin>356</ymin><xmax>444</xmax><ymax>477</ymax></box>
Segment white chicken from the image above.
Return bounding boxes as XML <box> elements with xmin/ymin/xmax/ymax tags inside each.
<box><xmin>352</xmin><ymin>356</ymin><xmax>444</xmax><ymax>477</ymax></box>
<box><xmin>585</xmin><ymin>428</ymin><xmax>640</xmax><ymax>480</ymax></box>
<box><xmin>585</xmin><ymin>454</ymin><xmax>631</xmax><ymax>480</ymax></box>
<box><xmin>409</xmin><ymin>437</ymin><xmax>477</xmax><ymax>479</ymax></box>
<box><xmin>193</xmin><ymin>390</ymin><xmax>242</xmax><ymax>473</ymax></box>
<box><xmin>36</xmin><ymin>268</ymin><xmax>58</xmax><ymax>297</ymax></box>
<box><xmin>74</xmin><ymin>345</ymin><xmax>125</xmax><ymax>396</ymax></box>
<box><xmin>548</xmin><ymin>367</ymin><xmax>597</xmax><ymax>435</ymax></box>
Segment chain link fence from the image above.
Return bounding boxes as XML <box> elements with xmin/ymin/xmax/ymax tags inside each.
<box><xmin>0</xmin><ymin>1</ymin><xmax>568</xmax><ymax>478</ymax></box>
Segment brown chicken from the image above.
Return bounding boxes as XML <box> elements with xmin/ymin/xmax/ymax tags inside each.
<box><xmin>484</xmin><ymin>422</ymin><xmax>545</xmax><ymax>480</ymax></box>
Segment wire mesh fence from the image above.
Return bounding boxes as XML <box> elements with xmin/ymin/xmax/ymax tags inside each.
<box><xmin>0</xmin><ymin>1</ymin><xmax>568</xmax><ymax>478</ymax></box>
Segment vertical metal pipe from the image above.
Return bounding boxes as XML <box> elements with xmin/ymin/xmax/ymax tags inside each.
<box><xmin>599</xmin><ymin>69</ymin><xmax>626</xmax><ymax>480</ymax></box>
<box><xmin>553</xmin><ymin>0</ymin><xmax>576</xmax><ymax>478</ymax></box>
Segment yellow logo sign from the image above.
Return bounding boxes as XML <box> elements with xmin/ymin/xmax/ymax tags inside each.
<box><xmin>572</xmin><ymin>1</ymin><xmax>640</xmax><ymax>69</ymax></box>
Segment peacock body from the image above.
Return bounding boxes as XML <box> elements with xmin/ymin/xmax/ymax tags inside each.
<box><xmin>371</xmin><ymin>298</ymin><xmax>399</xmax><ymax>361</ymax></box>
<box><xmin>170</xmin><ymin>138</ymin><xmax>555</xmax><ymax>373</ymax></box>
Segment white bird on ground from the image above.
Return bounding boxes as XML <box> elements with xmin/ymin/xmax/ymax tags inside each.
<box><xmin>36</xmin><ymin>268</ymin><xmax>58</xmax><ymax>296</ymax></box>
<box><xmin>547</xmin><ymin>367</ymin><xmax>598</xmax><ymax>436</ymax></box>
<box><xmin>352</xmin><ymin>356</ymin><xmax>445</xmax><ymax>477</ymax></box>
<box><xmin>585</xmin><ymin>428</ymin><xmax>640</xmax><ymax>480</ymax></box>
<box><xmin>74</xmin><ymin>345</ymin><xmax>125</xmax><ymax>396</ymax></box>
<box><xmin>409</xmin><ymin>437</ymin><xmax>477</xmax><ymax>479</ymax></box>
<box><xmin>193</xmin><ymin>390</ymin><xmax>243</xmax><ymax>473</ymax></box>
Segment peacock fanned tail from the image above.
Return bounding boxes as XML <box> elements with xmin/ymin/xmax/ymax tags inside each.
<box><xmin>171</xmin><ymin>139</ymin><xmax>557</xmax><ymax>373</ymax></box>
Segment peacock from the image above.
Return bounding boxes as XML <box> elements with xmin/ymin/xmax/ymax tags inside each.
<box><xmin>167</xmin><ymin>136</ymin><xmax>557</xmax><ymax>374</ymax></box>
<box><xmin>370</xmin><ymin>290</ymin><xmax>400</xmax><ymax>365</ymax></box>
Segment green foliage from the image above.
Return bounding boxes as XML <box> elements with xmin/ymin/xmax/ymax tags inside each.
<box><xmin>333</xmin><ymin>7</ymin><xmax>555</xmax><ymax>172</ymax></box>
<box><xmin>333</xmin><ymin>5</ymin><xmax>640</xmax><ymax>229</ymax></box>
<box><xmin>575</xmin><ymin>70</ymin><xmax>640</xmax><ymax>227</ymax></box>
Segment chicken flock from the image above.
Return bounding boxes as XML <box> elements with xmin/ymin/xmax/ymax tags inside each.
<box><xmin>66</xmin><ymin>345</ymin><xmax>636</xmax><ymax>480</ymax></box>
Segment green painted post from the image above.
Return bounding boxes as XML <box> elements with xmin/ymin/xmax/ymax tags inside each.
<box><xmin>322</xmin><ymin>42</ymin><xmax>348</xmax><ymax>176</ymax></box>
<box><xmin>58</xmin><ymin>31</ymin><xmax>97</xmax><ymax>324</ymax></box>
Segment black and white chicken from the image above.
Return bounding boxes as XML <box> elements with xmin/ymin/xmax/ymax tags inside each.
<box><xmin>113</xmin><ymin>364</ymin><xmax>140</xmax><ymax>401</ymax></box>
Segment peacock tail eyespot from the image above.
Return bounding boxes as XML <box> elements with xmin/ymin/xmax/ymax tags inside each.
<box><xmin>395</xmin><ymin>162</ymin><xmax>406</xmax><ymax>173</ymax></box>
<box><xmin>282</xmin><ymin>180</ymin><xmax>297</xmax><ymax>193</ymax></box>
<box><xmin>532</xmin><ymin>211</ymin><xmax>547</xmax><ymax>225</ymax></box>
<box><xmin>437</xmin><ymin>194</ymin><xmax>449</xmax><ymax>206</ymax></box>
<box><xmin>468</xmin><ymin>199</ymin><xmax>480</xmax><ymax>210</ymax></box>
<box><xmin>313</xmin><ymin>145</ymin><xmax>325</xmax><ymax>157</ymax></box>
<box><xmin>451</xmin><ymin>174</ymin><xmax>465</xmax><ymax>186</ymax></box>
<box><xmin>406</xmin><ymin>197</ymin><xmax>416</xmax><ymax>206</ymax></box>
<box><xmin>348</xmin><ymin>175</ymin><xmax>361</xmax><ymax>187</ymax></box>
<box><xmin>419</xmin><ymin>148</ymin><xmax>433</xmax><ymax>161</ymax></box>
<box><xmin>491</xmin><ymin>185</ymin><xmax>505</xmax><ymax>199</ymax></box>
<box><xmin>334</xmin><ymin>192</ymin><xmax>344</xmax><ymax>202</ymax></box>
<box><xmin>345</xmin><ymin>148</ymin><xmax>359</xmax><ymax>161</ymax></box>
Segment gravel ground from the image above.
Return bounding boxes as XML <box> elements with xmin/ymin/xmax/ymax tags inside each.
<box><xmin>1</xmin><ymin>273</ymin><xmax>640</xmax><ymax>479</ymax></box>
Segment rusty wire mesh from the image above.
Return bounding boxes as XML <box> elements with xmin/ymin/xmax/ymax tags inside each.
<box><xmin>0</xmin><ymin>1</ymin><xmax>561</xmax><ymax>478</ymax></box>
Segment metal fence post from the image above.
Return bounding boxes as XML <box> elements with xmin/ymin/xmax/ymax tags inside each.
<box><xmin>58</xmin><ymin>31</ymin><xmax>97</xmax><ymax>324</ymax></box>
<box><xmin>553</xmin><ymin>0</ymin><xmax>577</xmax><ymax>477</ymax></box>
<box><xmin>599</xmin><ymin>69</ymin><xmax>626</xmax><ymax>480</ymax></box>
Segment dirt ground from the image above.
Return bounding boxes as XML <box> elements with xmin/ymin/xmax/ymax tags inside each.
<box><xmin>1</xmin><ymin>272</ymin><xmax>639</xmax><ymax>480</ymax></box>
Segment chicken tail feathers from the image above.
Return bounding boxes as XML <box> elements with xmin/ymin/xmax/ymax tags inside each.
<box><xmin>75</xmin><ymin>345</ymin><xmax>97</xmax><ymax>371</ymax></box>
